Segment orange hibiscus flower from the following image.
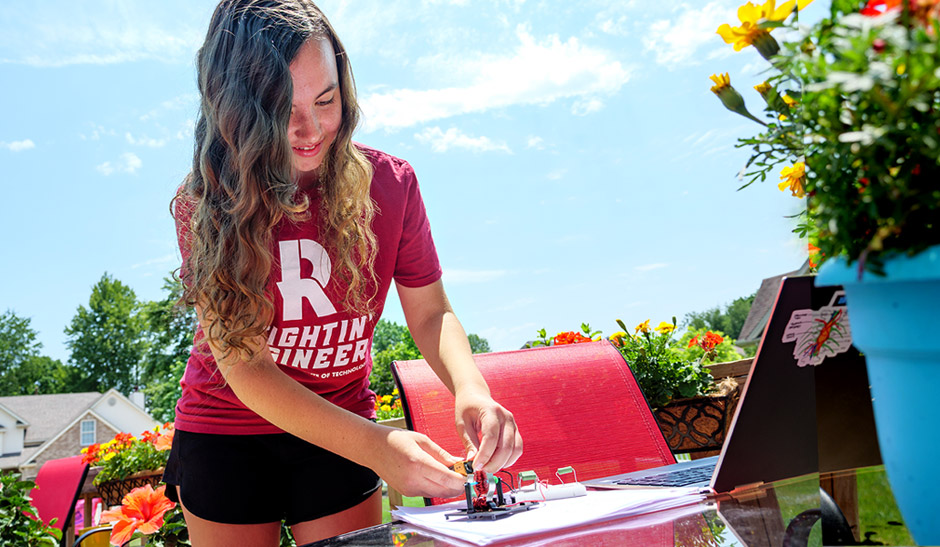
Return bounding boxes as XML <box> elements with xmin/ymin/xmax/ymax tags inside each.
<box><xmin>100</xmin><ymin>484</ymin><xmax>176</xmax><ymax>546</ymax></box>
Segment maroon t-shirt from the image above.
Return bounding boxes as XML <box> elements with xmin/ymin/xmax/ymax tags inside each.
<box><xmin>173</xmin><ymin>145</ymin><xmax>442</xmax><ymax>434</ymax></box>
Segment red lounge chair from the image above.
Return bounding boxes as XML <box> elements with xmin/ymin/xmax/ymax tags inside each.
<box><xmin>30</xmin><ymin>455</ymin><xmax>90</xmax><ymax>547</ymax></box>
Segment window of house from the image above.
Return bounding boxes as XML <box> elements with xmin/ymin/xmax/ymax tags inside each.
<box><xmin>80</xmin><ymin>420</ymin><xmax>96</xmax><ymax>446</ymax></box>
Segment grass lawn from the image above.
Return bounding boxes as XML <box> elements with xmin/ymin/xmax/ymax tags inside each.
<box><xmin>856</xmin><ymin>470</ymin><xmax>915</xmax><ymax>546</ymax></box>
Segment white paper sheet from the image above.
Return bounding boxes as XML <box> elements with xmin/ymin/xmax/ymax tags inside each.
<box><xmin>391</xmin><ymin>487</ymin><xmax>705</xmax><ymax>546</ymax></box>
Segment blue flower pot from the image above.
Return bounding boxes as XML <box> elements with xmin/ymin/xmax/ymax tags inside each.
<box><xmin>816</xmin><ymin>245</ymin><xmax>940</xmax><ymax>546</ymax></box>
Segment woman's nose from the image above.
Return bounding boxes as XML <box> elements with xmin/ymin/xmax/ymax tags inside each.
<box><xmin>293</xmin><ymin>109</ymin><xmax>322</xmax><ymax>140</ymax></box>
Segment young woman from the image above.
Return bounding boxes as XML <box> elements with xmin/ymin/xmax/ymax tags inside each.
<box><xmin>164</xmin><ymin>1</ymin><xmax>523</xmax><ymax>545</ymax></box>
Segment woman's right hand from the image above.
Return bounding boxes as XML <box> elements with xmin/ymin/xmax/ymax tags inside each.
<box><xmin>370</xmin><ymin>427</ymin><xmax>468</xmax><ymax>498</ymax></box>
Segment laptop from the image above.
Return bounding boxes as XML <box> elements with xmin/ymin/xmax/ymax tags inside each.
<box><xmin>585</xmin><ymin>275</ymin><xmax>880</xmax><ymax>493</ymax></box>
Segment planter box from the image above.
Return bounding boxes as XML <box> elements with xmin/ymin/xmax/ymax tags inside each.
<box><xmin>652</xmin><ymin>359</ymin><xmax>752</xmax><ymax>455</ymax></box>
<box><xmin>95</xmin><ymin>467</ymin><xmax>165</xmax><ymax>506</ymax></box>
<box><xmin>654</xmin><ymin>394</ymin><xmax>737</xmax><ymax>454</ymax></box>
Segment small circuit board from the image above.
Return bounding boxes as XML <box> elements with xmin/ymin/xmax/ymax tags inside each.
<box><xmin>444</xmin><ymin>464</ymin><xmax>585</xmax><ymax>521</ymax></box>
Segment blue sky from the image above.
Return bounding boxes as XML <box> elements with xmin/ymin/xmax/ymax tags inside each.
<box><xmin>0</xmin><ymin>0</ymin><xmax>821</xmax><ymax>363</ymax></box>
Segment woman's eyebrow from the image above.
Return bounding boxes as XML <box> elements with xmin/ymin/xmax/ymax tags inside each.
<box><xmin>316</xmin><ymin>83</ymin><xmax>338</xmax><ymax>98</ymax></box>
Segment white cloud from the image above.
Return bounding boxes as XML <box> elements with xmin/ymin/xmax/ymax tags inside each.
<box><xmin>79</xmin><ymin>124</ymin><xmax>115</xmax><ymax>141</ymax></box>
<box><xmin>0</xmin><ymin>4</ymin><xmax>207</xmax><ymax>67</ymax></box>
<box><xmin>635</xmin><ymin>262</ymin><xmax>668</xmax><ymax>272</ymax></box>
<box><xmin>547</xmin><ymin>169</ymin><xmax>567</xmax><ymax>180</ymax></box>
<box><xmin>125</xmin><ymin>133</ymin><xmax>167</xmax><ymax>148</ymax></box>
<box><xmin>360</xmin><ymin>25</ymin><xmax>631</xmax><ymax>132</ymax></box>
<box><xmin>138</xmin><ymin>93</ymin><xmax>199</xmax><ymax>122</ymax></box>
<box><xmin>131</xmin><ymin>254</ymin><xmax>176</xmax><ymax>269</ymax></box>
<box><xmin>415</xmin><ymin>127</ymin><xmax>511</xmax><ymax>153</ymax></box>
<box><xmin>443</xmin><ymin>268</ymin><xmax>508</xmax><ymax>284</ymax></box>
<box><xmin>177</xmin><ymin>119</ymin><xmax>196</xmax><ymax>141</ymax></box>
<box><xmin>96</xmin><ymin>152</ymin><xmax>142</xmax><ymax>176</ymax></box>
<box><xmin>643</xmin><ymin>2</ymin><xmax>736</xmax><ymax>66</ymax></box>
<box><xmin>1</xmin><ymin>139</ymin><xmax>35</xmax><ymax>152</ymax></box>
<box><xmin>526</xmin><ymin>136</ymin><xmax>545</xmax><ymax>149</ymax></box>
<box><xmin>571</xmin><ymin>97</ymin><xmax>604</xmax><ymax>116</ymax></box>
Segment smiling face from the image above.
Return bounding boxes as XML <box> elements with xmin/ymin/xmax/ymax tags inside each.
<box><xmin>288</xmin><ymin>38</ymin><xmax>343</xmax><ymax>182</ymax></box>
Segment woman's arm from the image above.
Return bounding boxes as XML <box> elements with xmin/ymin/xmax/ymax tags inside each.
<box><xmin>195</xmin><ymin>306</ymin><xmax>468</xmax><ymax>498</ymax></box>
<box><xmin>397</xmin><ymin>280</ymin><xmax>524</xmax><ymax>473</ymax></box>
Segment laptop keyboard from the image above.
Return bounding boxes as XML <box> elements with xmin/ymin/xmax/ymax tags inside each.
<box><xmin>614</xmin><ymin>462</ymin><xmax>716</xmax><ymax>487</ymax></box>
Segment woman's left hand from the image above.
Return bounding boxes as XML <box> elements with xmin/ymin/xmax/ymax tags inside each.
<box><xmin>455</xmin><ymin>387</ymin><xmax>523</xmax><ymax>473</ymax></box>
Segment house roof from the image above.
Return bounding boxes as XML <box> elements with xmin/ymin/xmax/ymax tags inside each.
<box><xmin>0</xmin><ymin>392</ymin><xmax>102</xmax><ymax>445</ymax></box>
<box><xmin>0</xmin><ymin>446</ymin><xmax>38</xmax><ymax>469</ymax></box>
<box><xmin>737</xmin><ymin>261</ymin><xmax>811</xmax><ymax>345</ymax></box>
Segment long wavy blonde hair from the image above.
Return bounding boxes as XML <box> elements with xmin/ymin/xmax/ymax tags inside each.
<box><xmin>175</xmin><ymin>0</ymin><xmax>376</xmax><ymax>356</ymax></box>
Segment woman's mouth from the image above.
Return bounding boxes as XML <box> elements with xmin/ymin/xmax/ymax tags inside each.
<box><xmin>292</xmin><ymin>142</ymin><xmax>321</xmax><ymax>157</ymax></box>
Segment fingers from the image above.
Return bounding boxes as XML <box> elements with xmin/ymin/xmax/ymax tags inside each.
<box><xmin>394</xmin><ymin>431</ymin><xmax>467</xmax><ymax>497</ymax></box>
<box><xmin>471</xmin><ymin>407</ymin><xmax>523</xmax><ymax>474</ymax></box>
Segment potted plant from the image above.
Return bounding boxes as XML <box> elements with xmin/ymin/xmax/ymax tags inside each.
<box><xmin>709</xmin><ymin>0</ymin><xmax>940</xmax><ymax>542</ymax></box>
<box><xmin>81</xmin><ymin>423</ymin><xmax>174</xmax><ymax>506</ymax></box>
<box><xmin>610</xmin><ymin>320</ymin><xmax>740</xmax><ymax>454</ymax></box>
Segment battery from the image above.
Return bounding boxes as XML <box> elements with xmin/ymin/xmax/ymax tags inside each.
<box><xmin>449</xmin><ymin>460</ymin><xmax>474</xmax><ymax>476</ymax></box>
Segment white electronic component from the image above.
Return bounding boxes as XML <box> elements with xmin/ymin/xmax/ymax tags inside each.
<box><xmin>510</xmin><ymin>482</ymin><xmax>587</xmax><ymax>503</ymax></box>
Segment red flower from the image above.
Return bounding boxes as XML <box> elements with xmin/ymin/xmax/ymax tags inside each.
<box><xmin>81</xmin><ymin>443</ymin><xmax>101</xmax><ymax>465</ymax></box>
<box><xmin>100</xmin><ymin>484</ymin><xmax>176</xmax><ymax>546</ymax></box>
<box><xmin>861</xmin><ymin>0</ymin><xmax>895</xmax><ymax>16</ymax></box>
<box><xmin>689</xmin><ymin>332</ymin><xmax>724</xmax><ymax>352</ymax></box>
<box><xmin>553</xmin><ymin>331</ymin><xmax>592</xmax><ymax>345</ymax></box>
<box><xmin>861</xmin><ymin>0</ymin><xmax>940</xmax><ymax>25</ymax></box>
<box><xmin>702</xmin><ymin>332</ymin><xmax>724</xmax><ymax>351</ymax></box>
<box><xmin>113</xmin><ymin>432</ymin><xmax>135</xmax><ymax>448</ymax></box>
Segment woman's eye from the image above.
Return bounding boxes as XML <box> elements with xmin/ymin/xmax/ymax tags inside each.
<box><xmin>316</xmin><ymin>97</ymin><xmax>335</xmax><ymax>107</ymax></box>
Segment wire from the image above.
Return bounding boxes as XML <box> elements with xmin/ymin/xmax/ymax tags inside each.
<box><xmin>497</xmin><ymin>469</ymin><xmax>515</xmax><ymax>490</ymax></box>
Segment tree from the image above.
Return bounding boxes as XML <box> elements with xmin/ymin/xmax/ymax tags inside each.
<box><xmin>64</xmin><ymin>273</ymin><xmax>147</xmax><ymax>394</ymax></box>
<box><xmin>369</xmin><ymin>320</ymin><xmax>421</xmax><ymax>396</ymax></box>
<box><xmin>683</xmin><ymin>292</ymin><xmax>755</xmax><ymax>340</ymax></box>
<box><xmin>468</xmin><ymin>333</ymin><xmax>491</xmax><ymax>354</ymax></box>
<box><xmin>139</xmin><ymin>276</ymin><xmax>196</xmax><ymax>422</ymax></box>
<box><xmin>0</xmin><ymin>310</ymin><xmax>69</xmax><ymax>395</ymax></box>
<box><xmin>8</xmin><ymin>356</ymin><xmax>70</xmax><ymax>395</ymax></box>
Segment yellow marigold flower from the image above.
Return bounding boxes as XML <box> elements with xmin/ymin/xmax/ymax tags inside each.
<box><xmin>754</xmin><ymin>81</ymin><xmax>772</xmax><ymax>94</ymax></box>
<box><xmin>381</xmin><ymin>394</ymin><xmax>393</xmax><ymax>404</ymax></box>
<box><xmin>709</xmin><ymin>72</ymin><xmax>731</xmax><ymax>94</ymax></box>
<box><xmin>392</xmin><ymin>388</ymin><xmax>399</xmax><ymax>396</ymax></box>
<box><xmin>380</xmin><ymin>404</ymin><xmax>391</xmax><ymax>412</ymax></box>
<box><xmin>635</xmin><ymin>320</ymin><xmax>651</xmax><ymax>334</ymax></box>
<box><xmin>716</xmin><ymin>0</ymin><xmax>813</xmax><ymax>58</ymax></box>
<box><xmin>102</xmin><ymin>452</ymin><xmax>116</xmax><ymax>461</ymax></box>
<box><xmin>710</xmin><ymin>73</ymin><xmax>766</xmax><ymax>126</ymax></box>
<box><xmin>654</xmin><ymin>322</ymin><xmax>675</xmax><ymax>334</ymax></box>
<box><xmin>778</xmin><ymin>114</ymin><xmax>788</xmax><ymax>121</ymax></box>
<box><xmin>782</xmin><ymin>94</ymin><xmax>797</xmax><ymax>107</ymax></box>
<box><xmin>778</xmin><ymin>162</ymin><xmax>807</xmax><ymax>198</ymax></box>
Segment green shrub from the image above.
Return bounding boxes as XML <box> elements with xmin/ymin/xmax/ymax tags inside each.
<box><xmin>0</xmin><ymin>472</ymin><xmax>61</xmax><ymax>547</ymax></box>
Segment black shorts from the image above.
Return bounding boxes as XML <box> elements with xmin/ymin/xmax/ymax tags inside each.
<box><xmin>162</xmin><ymin>430</ymin><xmax>381</xmax><ymax>525</ymax></box>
